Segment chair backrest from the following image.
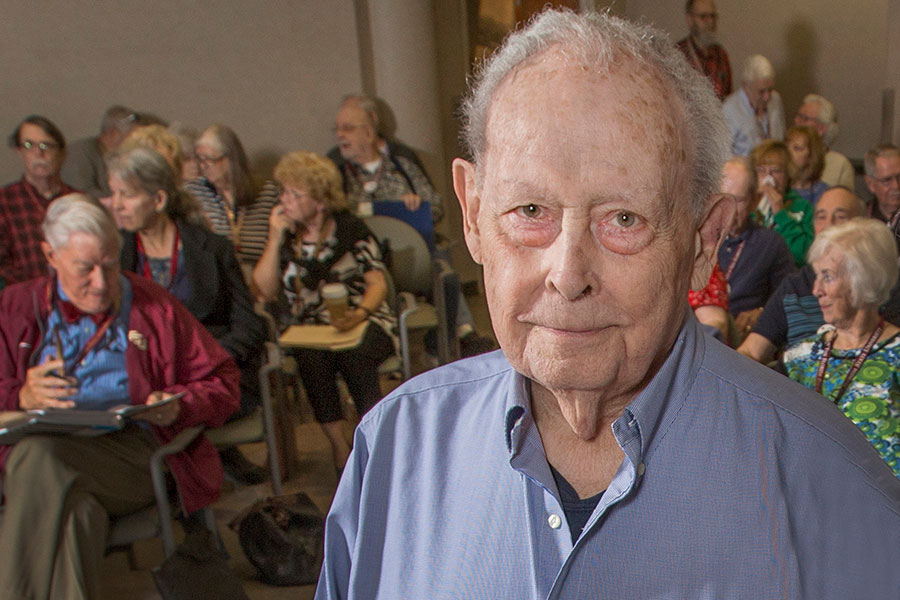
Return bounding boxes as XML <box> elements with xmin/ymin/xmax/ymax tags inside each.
<box><xmin>363</xmin><ymin>215</ymin><xmax>432</xmax><ymax>296</ymax></box>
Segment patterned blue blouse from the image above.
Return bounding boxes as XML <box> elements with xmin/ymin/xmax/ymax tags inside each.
<box><xmin>784</xmin><ymin>329</ymin><xmax>900</xmax><ymax>477</ymax></box>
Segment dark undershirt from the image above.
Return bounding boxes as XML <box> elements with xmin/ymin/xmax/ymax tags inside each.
<box><xmin>549</xmin><ymin>464</ymin><xmax>605</xmax><ymax>544</ymax></box>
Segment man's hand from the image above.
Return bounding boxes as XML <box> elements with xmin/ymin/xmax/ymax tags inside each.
<box><xmin>18</xmin><ymin>359</ymin><xmax>78</xmax><ymax>410</ymax></box>
<box><xmin>137</xmin><ymin>391</ymin><xmax>182</xmax><ymax>427</ymax></box>
<box><xmin>332</xmin><ymin>307</ymin><xmax>368</xmax><ymax>332</ymax></box>
<box><xmin>734</xmin><ymin>307</ymin><xmax>764</xmax><ymax>337</ymax></box>
<box><xmin>400</xmin><ymin>193</ymin><xmax>423</xmax><ymax>212</ymax></box>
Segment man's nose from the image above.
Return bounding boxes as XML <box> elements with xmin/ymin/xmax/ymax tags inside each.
<box><xmin>89</xmin><ymin>265</ymin><xmax>109</xmax><ymax>289</ymax></box>
<box><xmin>545</xmin><ymin>222</ymin><xmax>598</xmax><ymax>301</ymax></box>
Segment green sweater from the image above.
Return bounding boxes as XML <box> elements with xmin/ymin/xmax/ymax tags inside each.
<box><xmin>755</xmin><ymin>189</ymin><xmax>813</xmax><ymax>267</ymax></box>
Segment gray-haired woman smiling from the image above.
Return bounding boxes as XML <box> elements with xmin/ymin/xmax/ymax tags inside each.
<box><xmin>784</xmin><ymin>218</ymin><xmax>900</xmax><ymax>476</ymax></box>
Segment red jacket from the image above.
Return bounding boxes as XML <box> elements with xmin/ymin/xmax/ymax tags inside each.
<box><xmin>0</xmin><ymin>272</ymin><xmax>240</xmax><ymax>514</ymax></box>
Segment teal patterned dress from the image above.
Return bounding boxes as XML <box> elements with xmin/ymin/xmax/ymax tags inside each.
<box><xmin>784</xmin><ymin>329</ymin><xmax>900</xmax><ymax>477</ymax></box>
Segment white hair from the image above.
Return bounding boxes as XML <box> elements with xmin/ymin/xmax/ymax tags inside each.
<box><xmin>42</xmin><ymin>194</ymin><xmax>121</xmax><ymax>253</ymax></box>
<box><xmin>740</xmin><ymin>54</ymin><xmax>775</xmax><ymax>84</ymax></box>
<box><xmin>802</xmin><ymin>93</ymin><xmax>838</xmax><ymax>146</ymax></box>
<box><xmin>807</xmin><ymin>218</ymin><xmax>898</xmax><ymax>308</ymax></box>
<box><xmin>459</xmin><ymin>9</ymin><xmax>730</xmax><ymax>219</ymax></box>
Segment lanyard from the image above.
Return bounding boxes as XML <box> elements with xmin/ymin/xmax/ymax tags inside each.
<box><xmin>814</xmin><ymin>320</ymin><xmax>884</xmax><ymax>402</ymax></box>
<box><xmin>222</xmin><ymin>198</ymin><xmax>244</xmax><ymax>249</ymax></box>
<box><xmin>136</xmin><ymin>227</ymin><xmax>180</xmax><ymax>291</ymax></box>
<box><xmin>345</xmin><ymin>160</ymin><xmax>384</xmax><ymax>196</ymax></box>
<box><xmin>44</xmin><ymin>280</ymin><xmax>117</xmax><ymax>377</ymax></box>
<box><xmin>723</xmin><ymin>240</ymin><xmax>746</xmax><ymax>280</ymax></box>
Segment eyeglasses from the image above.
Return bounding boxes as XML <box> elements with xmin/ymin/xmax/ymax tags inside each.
<box><xmin>333</xmin><ymin>124</ymin><xmax>368</xmax><ymax>135</ymax></box>
<box><xmin>196</xmin><ymin>153</ymin><xmax>225</xmax><ymax>166</ymax></box>
<box><xmin>19</xmin><ymin>140</ymin><xmax>60</xmax><ymax>153</ymax></box>
<box><xmin>872</xmin><ymin>173</ymin><xmax>900</xmax><ymax>187</ymax></box>
<box><xmin>756</xmin><ymin>166</ymin><xmax>785</xmax><ymax>177</ymax></box>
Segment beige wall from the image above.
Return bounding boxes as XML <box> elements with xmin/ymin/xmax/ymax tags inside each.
<box><xmin>0</xmin><ymin>1</ymin><xmax>362</xmax><ymax>184</ymax></box>
<box><xmin>623</xmin><ymin>1</ymin><xmax>890</xmax><ymax>161</ymax></box>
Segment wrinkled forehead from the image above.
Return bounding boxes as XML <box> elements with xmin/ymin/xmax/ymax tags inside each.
<box><xmin>481</xmin><ymin>50</ymin><xmax>691</xmax><ymax>202</ymax></box>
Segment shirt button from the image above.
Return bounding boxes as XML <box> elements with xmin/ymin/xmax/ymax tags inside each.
<box><xmin>637</xmin><ymin>462</ymin><xmax>646</xmax><ymax>476</ymax></box>
<box><xmin>548</xmin><ymin>514</ymin><xmax>562</xmax><ymax>529</ymax></box>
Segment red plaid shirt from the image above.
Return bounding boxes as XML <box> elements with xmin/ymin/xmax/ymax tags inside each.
<box><xmin>0</xmin><ymin>178</ymin><xmax>77</xmax><ymax>288</ymax></box>
<box><xmin>677</xmin><ymin>37</ymin><xmax>732</xmax><ymax>101</ymax></box>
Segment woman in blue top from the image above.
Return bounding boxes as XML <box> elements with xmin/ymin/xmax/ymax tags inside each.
<box><xmin>786</xmin><ymin>125</ymin><xmax>828</xmax><ymax>207</ymax></box>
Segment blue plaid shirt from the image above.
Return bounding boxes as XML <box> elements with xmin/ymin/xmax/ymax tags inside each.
<box><xmin>38</xmin><ymin>276</ymin><xmax>132</xmax><ymax>409</ymax></box>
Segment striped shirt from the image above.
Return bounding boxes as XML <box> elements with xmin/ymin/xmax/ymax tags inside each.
<box><xmin>184</xmin><ymin>177</ymin><xmax>277</xmax><ymax>266</ymax></box>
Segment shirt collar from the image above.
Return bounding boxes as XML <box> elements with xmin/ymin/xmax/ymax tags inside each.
<box><xmin>503</xmin><ymin>307</ymin><xmax>706</xmax><ymax>464</ymax></box>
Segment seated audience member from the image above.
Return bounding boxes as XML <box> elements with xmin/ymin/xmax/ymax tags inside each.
<box><xmin>794</xmin><ymin>94</ymin><xmax>855</xmax><ymax>189</ymax></box>
<box><xmin>168</xmin><ymin>122</ymin><xmax>201</xmax><ymax>182</ymax></box>
<box><xmin>328</xmin><ymin>94</ymin><xmax>442</xmax><ymax>221</ymax></box>
<box><xmin>676</xmin><ymin>0</ymin><xmax>731</xmax><ymax>101</ymax></box>
<box><xmin>864</xmin><ymin>143</ymin><xmax>900</xmax><ymax>222</ymax></box>
<box><xmin>784</xmin><ymin>218</ymin><xmax>900</xmax><ymax>477</ymax></box>
<box><xmin>718</xmin><ymin>156</ymin><xmax>794</xmax><ymax>342</ymax></box>
<box><xmin>722</xmin><ymin>54</ymin><xmax>785</xmax><ymax>156</ymax></box>
<box><xmin>329</xmin><ymin>94</ymin><xmax>495</xmax><ymax>356</ymax></box>
<box><xmin>751</xmin><ymin>139</ymin><xmax>813</xmax><ymax>266</ymax></box>
<box><xmin>184</xmin><ymin>124</ymin><xmax>277</xmax><ymax>267</ymax></box>
<box><xmin>739</xmin><ymin>186</ymin><xmax>866</xmax><ymax>363</ymax></box>
<box><xmin>689</xmin><ymin>263</ymin><xmax>730</xmax><ymax>343</ymax></box>
<box><xmin>61</xmin><ymin>105</ymin><xmax>137</xmax><ymax>200</ymax></box>
<box><xmin>119</xmin><ymin>124</ymin><xmax>183</xmax><ymax>181</ymax></box>
<box><xmin>316</xmin><ymin>12</ymin><xmax>900</xmax><ymax>598</ymax></box>
<box><xmin>253</xmin><ymin>152</ymin><xmax>396</xmax><ymax>475</ymax></box>
<box><xmin>0</xmin><ymin>115</ymin><xmax>77</xmax><ymax>290</ymax></box>
<box><xmin>786</xmin><ymin>125</ymin><xmax>828</xmax><ymax>206</ymax></box>
<box><xmin>0</xmin><ymin>195</ymin><xmax>239</xmax><ymax>599</ymax></box>
<box><xmin>108</xmin><ymin>147</ymin><xmax>267</xmax><ymax>483</ymax></box>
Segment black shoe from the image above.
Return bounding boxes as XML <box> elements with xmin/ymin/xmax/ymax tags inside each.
<box><xmin>219</xmin><ymin>447</ymin><xmax>268</xmax><ymax>486</ymax></box>
<box><xmin>459</xmin><ymin>332</ymin><xmax>497</xmax><ymax>357</ymax></box>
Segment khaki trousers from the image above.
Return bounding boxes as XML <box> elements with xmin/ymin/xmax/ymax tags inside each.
<box><xmin>0</xmin><ymin>429</ymin><xmax>158</xmax><ymax>600</ymax></box>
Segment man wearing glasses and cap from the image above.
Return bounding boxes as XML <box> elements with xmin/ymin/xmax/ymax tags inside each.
<box><xmin>0</xmin><ymin>115</ymin><xmax>77</xmax><ymax>290</ymax></box>
<box><xmin>62</xmin><ymin>105</ymin><xmax>138</xmax><ymax>200</ymax></box>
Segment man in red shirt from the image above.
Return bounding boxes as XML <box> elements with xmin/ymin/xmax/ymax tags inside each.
<box><xmin>676</xmin><ymin>0</ymin><xmax>731</xmax><ymax>101</ymax></box>
<box><xmin>0</xmin><ymin>115</ymin><xmax>77</xmax><ymax>289</ymax></box>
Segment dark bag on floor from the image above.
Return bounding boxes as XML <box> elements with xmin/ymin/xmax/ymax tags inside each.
<box><xmin>152</xmin><ymin>529</ymin><xmax>250</xmax><ymax>600</ymax></box>
<box><xmin>234</xmin><ymin>491</ymin><xmax>325</xmax><ymax>586</ymax></box>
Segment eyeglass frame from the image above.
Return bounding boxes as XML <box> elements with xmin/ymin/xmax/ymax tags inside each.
<box><xmin>18</xmin><ymin>139</ymin><xmax>61</xmax><ymax>153</ymax></box>
<box><xmin>196</xmin><ymin>153</ymin><xmax>226</xmax><ymax>166</ymax></box>
<box><xmin>870</xmin><ymin>173</ymin><xmax>900</xmax><ymax>187</ymax></box>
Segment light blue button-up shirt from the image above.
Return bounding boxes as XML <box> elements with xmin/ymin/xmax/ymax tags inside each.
<box><xmin>317</xmin><ymin>313</ymin><xmax>900</xmax><ymax>599</ymax></box>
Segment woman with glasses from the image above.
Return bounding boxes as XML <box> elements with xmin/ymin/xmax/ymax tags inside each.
<box><xmin>184</xmin><ymin>124</ymin><xmax>278</xmax><ymax>267</ymax></box>
<box><xmin>253</xmin><ymin>151</ymin><xmax>396</xmax><ymax>476</ymax></box>
<box><xmin>751</xmin><ymin>139</ymin><xmax>814</xmax><ymax>266</ymax></box>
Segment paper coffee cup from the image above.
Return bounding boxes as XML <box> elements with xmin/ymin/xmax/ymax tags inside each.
<box><xmin>321</xmin><ymin>283</ymin><xmax>349</xmax><ymax>321</ymax></box>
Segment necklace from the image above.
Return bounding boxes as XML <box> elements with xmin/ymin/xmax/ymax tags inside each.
<box><xmin>814</xmin><ymin>319</ymin><xmax>884</xmax><ymax>402</ymax></box>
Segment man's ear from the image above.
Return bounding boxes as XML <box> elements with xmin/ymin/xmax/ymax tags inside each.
<box><xmin>864</xmin><ymin>176</ymin><xmax>876</xmax><ymax>196</ymax></box>
<box><xmin>690</xmin><ymin>194</ymin><xmax>735</xmax><ymax>291</ymax></box>
<box><xmin>452</xmin><ymin>158</ymin><xmax>483</xmax><ymax>265</ymax></box>
<box><xmin>41</xmin><ymin>241</ymin><xmax>57</xmax><ymax>270</ymax></box>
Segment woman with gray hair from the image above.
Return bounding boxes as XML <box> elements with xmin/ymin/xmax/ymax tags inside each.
<box><xmin>784</xmin><ymin>218</ymin><xmax>900</xmax><ymax>476</ymax></box>
<box><xmin>108</xmin><ymin>146</ymin><xmax>268</xmax><ymax>483</ymax></box>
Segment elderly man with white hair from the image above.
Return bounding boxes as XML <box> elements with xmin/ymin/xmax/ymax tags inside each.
<box><xmin>794</xmin><ymin>93</ymin><xmax>855</xmax><ymax>189</ymax></box>
<box><xmin>315</xmin><ymin>10</ymin><xmax>899</xmax><ymax>600</ymax></box>
<box><xmin>0</xmin><ymin>194</ymin><xmax>239</xmax><ymax>599</ymax></box>
<box><xmin>722</xmin><ymin>54</ymin><xmax>785</xmax><ymax>156</ymax></box>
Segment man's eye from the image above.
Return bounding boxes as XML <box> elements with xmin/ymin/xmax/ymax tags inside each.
<box><xmin>614</xmin><ymin>211</ymin><xmax>638</xmax><ymax>228</ymax></box>
<box><xmin>517</xmin><ymin>204</ymin><xmax>542</xmax><ymax>218</ymax></box>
